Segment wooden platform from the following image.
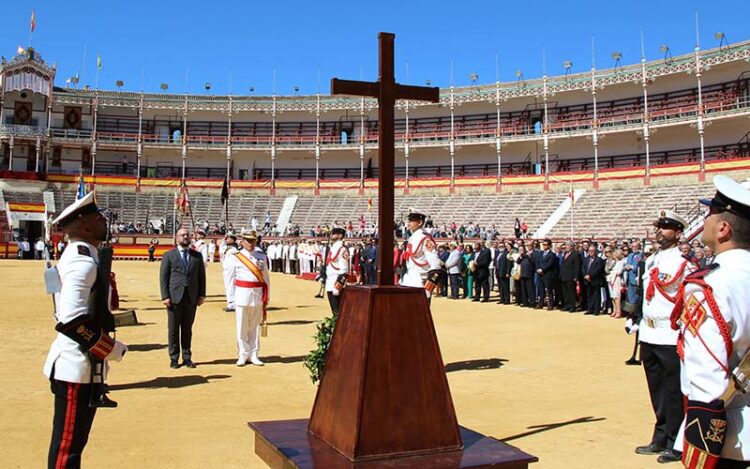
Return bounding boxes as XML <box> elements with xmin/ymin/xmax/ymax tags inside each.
<box><xmin>249</xmin><ymin>419</ymin><xmax>538</xmax><ymax>469</ymax></box>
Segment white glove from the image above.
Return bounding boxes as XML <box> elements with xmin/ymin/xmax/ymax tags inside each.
<box><xmin>106</xmin><ymin>340</ymin><xmax>128</xmax><ymax>361</ymax></box>
<box><xmin>624</xmin><ymin>319</ymin><xmax>639</xmax><ymax>335</ymax></box>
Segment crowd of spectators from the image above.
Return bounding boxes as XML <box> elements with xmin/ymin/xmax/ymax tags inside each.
<box><xmin>256</xmin><ymin>227</ymin><xmax>711</xmax><ymax>322</ymax></box>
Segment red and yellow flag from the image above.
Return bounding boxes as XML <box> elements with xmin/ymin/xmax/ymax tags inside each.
<box><xmin>30</xmin><ymin>10</ymin><xmax>36</xmax><ymax>33</ymax></box>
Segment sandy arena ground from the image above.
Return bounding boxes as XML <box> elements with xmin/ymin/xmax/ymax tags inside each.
<box><xmin>1</xmin><ymin>259</ymin><xmax>672</xmax><ymax>468</ymax></box>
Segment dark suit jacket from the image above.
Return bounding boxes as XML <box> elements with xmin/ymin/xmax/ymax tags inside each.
<box><xmin>495</xmin><ymin>249</ymin><xmax>512</xmax><ymax>278</ymax></box>
<box><xmin>474</xmin><ymin>247</ymin><xmax>491</xmax><ymax>280</ymax></box>
<box><xmin>160</xmin><ymin>247</ymin><xmax>206</xmax><ymax>304</ymax></box>
<box><xmin>583</xmin><ymin>255</ymin><xmax>605</xmax><ymax>287</ymax></box>
<box><xmin>517</xmin><ymin>254</ymin><xmax>534</xmax><ymax>279</ymax></box>
<box><xmin>537</xmin><ymin>250</ymin><xmax>557</xmax><ymax>278</ymax></box>
<box><xmin>560</xmin><ymin>251</ymin><xmax>582</xmax><ymax>282</ymax></box>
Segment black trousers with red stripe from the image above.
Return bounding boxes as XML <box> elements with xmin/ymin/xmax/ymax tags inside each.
<box><xmin>48</xmin><ymin>379</ymin><xmax>97</xmax><ymax>469</ymax></box>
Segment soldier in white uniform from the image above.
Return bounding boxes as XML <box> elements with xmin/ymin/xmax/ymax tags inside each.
<box><xmin>207</xmin><ymin>239</ymin><xmax>216</xmax><ymax>263</ymax></box>
<box><xmin>218</xmin><ymin>237</ymin><xmax>228</xmax><ymax>262</ymax></box>
<box><xmin>636</xmin><ymin>209</ymin><xmax>697</xmax><ymax>464</ymax></box>
<box><xmin>400</xmin><ymin>208</ymin><xmax>444</xmax><ymax>298</ymax></box>
<box><xmin>221</xmin><ymin>234</ymin><xmax>239</xmax><ymax>312</ymax></box>
<box><xmin>44</xmin><ymin>192</ymin><xmax>127</xmax><ymax>469</ymax></box>
<box><xmin>193</xmin><ymin>229</ymin><xmax>209</xmax><ymax>265</ymax></box>
<box><xmin>324</xmin><ymin>227</ymin><xmax>350</xmax><ymax>314</ymax></box>
<box><xmin>671</xmin><ymin>176</ymin><xmax>750</xmax><ymax>468</ymax></box>
<box><xmin>227</xmin><ymin>230</ymin><xmax>270</xmax><ymax>366</ymax></box>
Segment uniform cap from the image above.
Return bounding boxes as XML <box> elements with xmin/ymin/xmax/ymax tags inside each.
<box><xmin>52</xmin><ymin>191</ymin><xmax>100</xmax><ymax>227</ymax></box>
<box><xmin>699</xmin><ymin>175</ymin><xmax>750</xmax><ymax>220</ymax></box>
<box><xmin>653</xmin><ymin>209</ymin><xmax>688</xmax><ymax>230</ymax></box>
<box><xmin>238</xmin><ymin>228</ymin><xmax>258</xmax><ymax>240</ymax></box>
<box><xmin>407</xmin><ymin>207</ymin><xmax>427</xmax><ymax>221</ymax></box>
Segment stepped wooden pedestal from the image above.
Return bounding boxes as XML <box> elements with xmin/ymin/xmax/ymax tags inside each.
<box><xmin>249</xmin><ymin>286</ymin><xmax>537</xmax><ymax>468</ymax></box>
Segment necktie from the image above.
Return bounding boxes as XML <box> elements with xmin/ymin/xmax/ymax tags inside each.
<box><xmin>182</xmin><ymin>249</ymin><xmax>189</xmax><ymax>269</ymax></box>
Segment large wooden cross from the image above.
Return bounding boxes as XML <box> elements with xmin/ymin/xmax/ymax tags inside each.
<box><xmin>332</xmin><ymin>32</ymin><xmax>440</xmax><ymax>286</ymax></box>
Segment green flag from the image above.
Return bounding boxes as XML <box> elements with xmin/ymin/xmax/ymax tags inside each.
<box><xmin>97</xmin><ymin>55</ymin><xmax>102</xmax><ymax>70</ymax></box>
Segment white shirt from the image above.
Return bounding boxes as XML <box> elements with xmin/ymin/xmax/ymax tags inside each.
<box><xmin>640</xmin><ymin>246</ymin><xmax>695</xmax><ymax>345</ymax></box>
<box><xmin>43</xmin><ymin>241</ymin><xmax>102</xmax><ymax>383</ymax></box>
<box><xmin>445</xmin><ymin>249</ymin><xmax>462</xmax><ymax>275</ymax></box>
<box><xmin>676</xmin><ymin>249</ymin><xmax>750</xmax><ymax>460</ymax></box>
<box><xmin>325</xmin><ymin>241</ymin><xmax>350</xmax><ymax>292</ymax></box>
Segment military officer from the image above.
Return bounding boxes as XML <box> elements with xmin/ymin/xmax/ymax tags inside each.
<box><xmin>44</xmin><ymin>192</ymin><xmax>127</xmax><ymax>469</ymax></box>
<box><xmin>228</xmin><ymin>230</ymin><xmax>270</xmax><ymax>366</ymax></box>
<box><xmin>636</xmin><ymin>209</ymin><xmax>697</xmax><ymax>464</ymax></box>
<box><xmin>193</xmin><ymin>228</ymin><xmax>209</xmax><ymax>265</ymax></box>
<box><xmin>324</xmin><ymin>227</ymin><xmax>350</xmax><ymax>314</ymax></box>
<box><xmin>400</xmin><ymin>208</ymin><xmax>443</xmax><ymax>298</ymax></box>
<box><xmin>671</xmin><ymin>175</ymin><xmax>750</xmax><ymax>468</ymax></box>
<box><xmin>221</xmin><ymin>234</ymin><xmax>239</xmax><ymax>312</ymax></box>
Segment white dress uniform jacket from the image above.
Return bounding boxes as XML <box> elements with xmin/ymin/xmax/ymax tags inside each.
<box><xmin>676</xmin><ymin>249</ymin><xmax>750</xmax><ymax>461</ymax></box>
<box><xmin>231</xmin><ymin>248</ymin><xmax>270</xmax><ymax>307</ymax></box>
<box><xmin>222</xmin><ymin>245</ymin><xmax>239</xmax><ymax>307</ymax></box>
<box><xmin>401</xmin><ymin>228</ymin><xmax>441</xmax><ymax>288</ymax></box>
<box><xmin>43</xmin><ymin>241</ymin><xmax>102</xmax><ymax>383</ymax></box>
<box><xmin>325</xmin><ymin>241</ymin><xmax>350</xmax><ymax>293</ymax></box>
<box><xmin>641</xmin><ymin>246</ymin><xmax>695</xmax><ymax>345</ymax></box>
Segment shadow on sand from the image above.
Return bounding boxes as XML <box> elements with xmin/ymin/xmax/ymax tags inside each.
<box><xmin>445</xmin><ymin>358</ymin><xmax>508</xmax><ymax>373</ymax></box>
<box><xmin>500</xmin><ymin>416</ymin><xmax>606</xmax><ymax>442</ymax></box>
<box><xmin>109</xmin><ymin>374</ymin><xmax>230</xmax><ymax>391</ymax></box>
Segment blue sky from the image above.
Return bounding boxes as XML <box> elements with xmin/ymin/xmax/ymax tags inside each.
<box><xmin>4</xmin><ymin>1</ymin><xmax>749</xmax><ymax>95</ymax></box>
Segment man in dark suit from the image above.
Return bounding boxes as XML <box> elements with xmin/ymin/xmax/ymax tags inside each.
<box><xmin>559</xmin><ymin>241</ymin><xmax>582</xmax><ymax>312</ymax></box>
<box><xmin>578</xmin><ymin>240</ymin><xmax>591</xmax><ymax>311</ymax></box>
<box><xmin>535</xmin><ymin>239</ymin><xmax>558</xmax><ymax>309</ymax></box>
<box><xmin>494</xmin><ymin>242</ymin><xmax>512</xmax><ymax>304</ymax></box>
<box><xmin>160</xmin><ymin>227</ymin><xmax>207</xmax><ymax>368</ymax></box>
<box><xmin>530</xmin><ymin>241</ymin><xmax>544</xmax><ymax>306</ymax></box>
<box><xmin>364</xmin><ymin>239</ymin><xmax>377</xmax><ymax>285</ymax></box>
<box><xmin>472</xmin><ymin>242</ymin><xmax>491</xmax><ymax>302</ymax></box>
<box><xmin>582</xmin><ymin>245</ymin><xmax>605</xmax><ymax>315</ymax></box>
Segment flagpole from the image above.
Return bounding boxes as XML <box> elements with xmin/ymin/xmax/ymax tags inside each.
<box><xmin>570</xmin><ymin>179</ymin><xmax>574</xmax><ymax>239</ymax></box>
<box><xmin>172</xmin><ymin>193</ymin><xmax>177</xmax><ymax>240</ymax></box>
<box><xmin>95</xmin><ymin>54</ymin><xmax>100</xmax><ymax>90</ymax></box>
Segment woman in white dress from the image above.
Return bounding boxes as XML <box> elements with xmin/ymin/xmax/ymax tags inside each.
<box><xmin>606</xmin><ymin>248</ymin><xmax>626</xmax><ymax>318</ymax></box>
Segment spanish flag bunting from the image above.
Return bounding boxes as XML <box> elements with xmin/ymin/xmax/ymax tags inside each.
<box><xmin>30</xmin><ymin>10</ymin><xmax>36</xmax><ymax>33</ymax></box>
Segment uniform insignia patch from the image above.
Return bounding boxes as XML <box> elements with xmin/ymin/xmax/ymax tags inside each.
<box><xmin>342</xmin><ymin>250</ymin><xmax>350</xmax><ymax>260</ymax></box>
<box><xmin>706</xmin><ymin>418</ymin><xmax>727</xmax><ymax>443</ymax></box>
<box><xmin>76</xmin><ymin>324</ymin><xmax>95</xmax><ymax>342</ymax></box>
<box><xmin>682</xmin><ymin>294</ymin><xmax>707</xmax><ymax>336</ymax></box>
<box><xmin>77</xmin><ymin>245</ymin><xmax>90</xmax><ymax>256</ymax></box>
<box><xmin>658</xmin><ymin>272</ymin><xmax>672</xmax><ymax>282</ymax></box>
<box><xmin>424</xmin><ymin>239</ymin><xmax>435</xmax><ymax>251</ymax></box>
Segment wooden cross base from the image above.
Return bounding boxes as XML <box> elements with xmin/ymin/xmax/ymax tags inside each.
<box><xmin>310</xmin><ymin>286</ymin><xmax>461</xmax><ymax>460</ymax></box>
<box><xmin>249</xmin><ymin>418</ymin><xmax>538</xmax><ymax>469</ymax></box>
<box><xmin>247</xmin><ymin>285</ymin><xmax>536</xmax><ymax>468</ymax></box>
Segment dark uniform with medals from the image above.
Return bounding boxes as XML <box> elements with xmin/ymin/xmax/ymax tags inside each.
<box><xmin>43</xmin><ymin>192</ymin><xmax>127</xmax><ymax>468</ymax></box>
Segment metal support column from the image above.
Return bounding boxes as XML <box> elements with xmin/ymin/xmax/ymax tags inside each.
<box><xmin>449</xmin><ymin>84</ymin><xmax>455</xmax><ymax>193</ymax></box>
